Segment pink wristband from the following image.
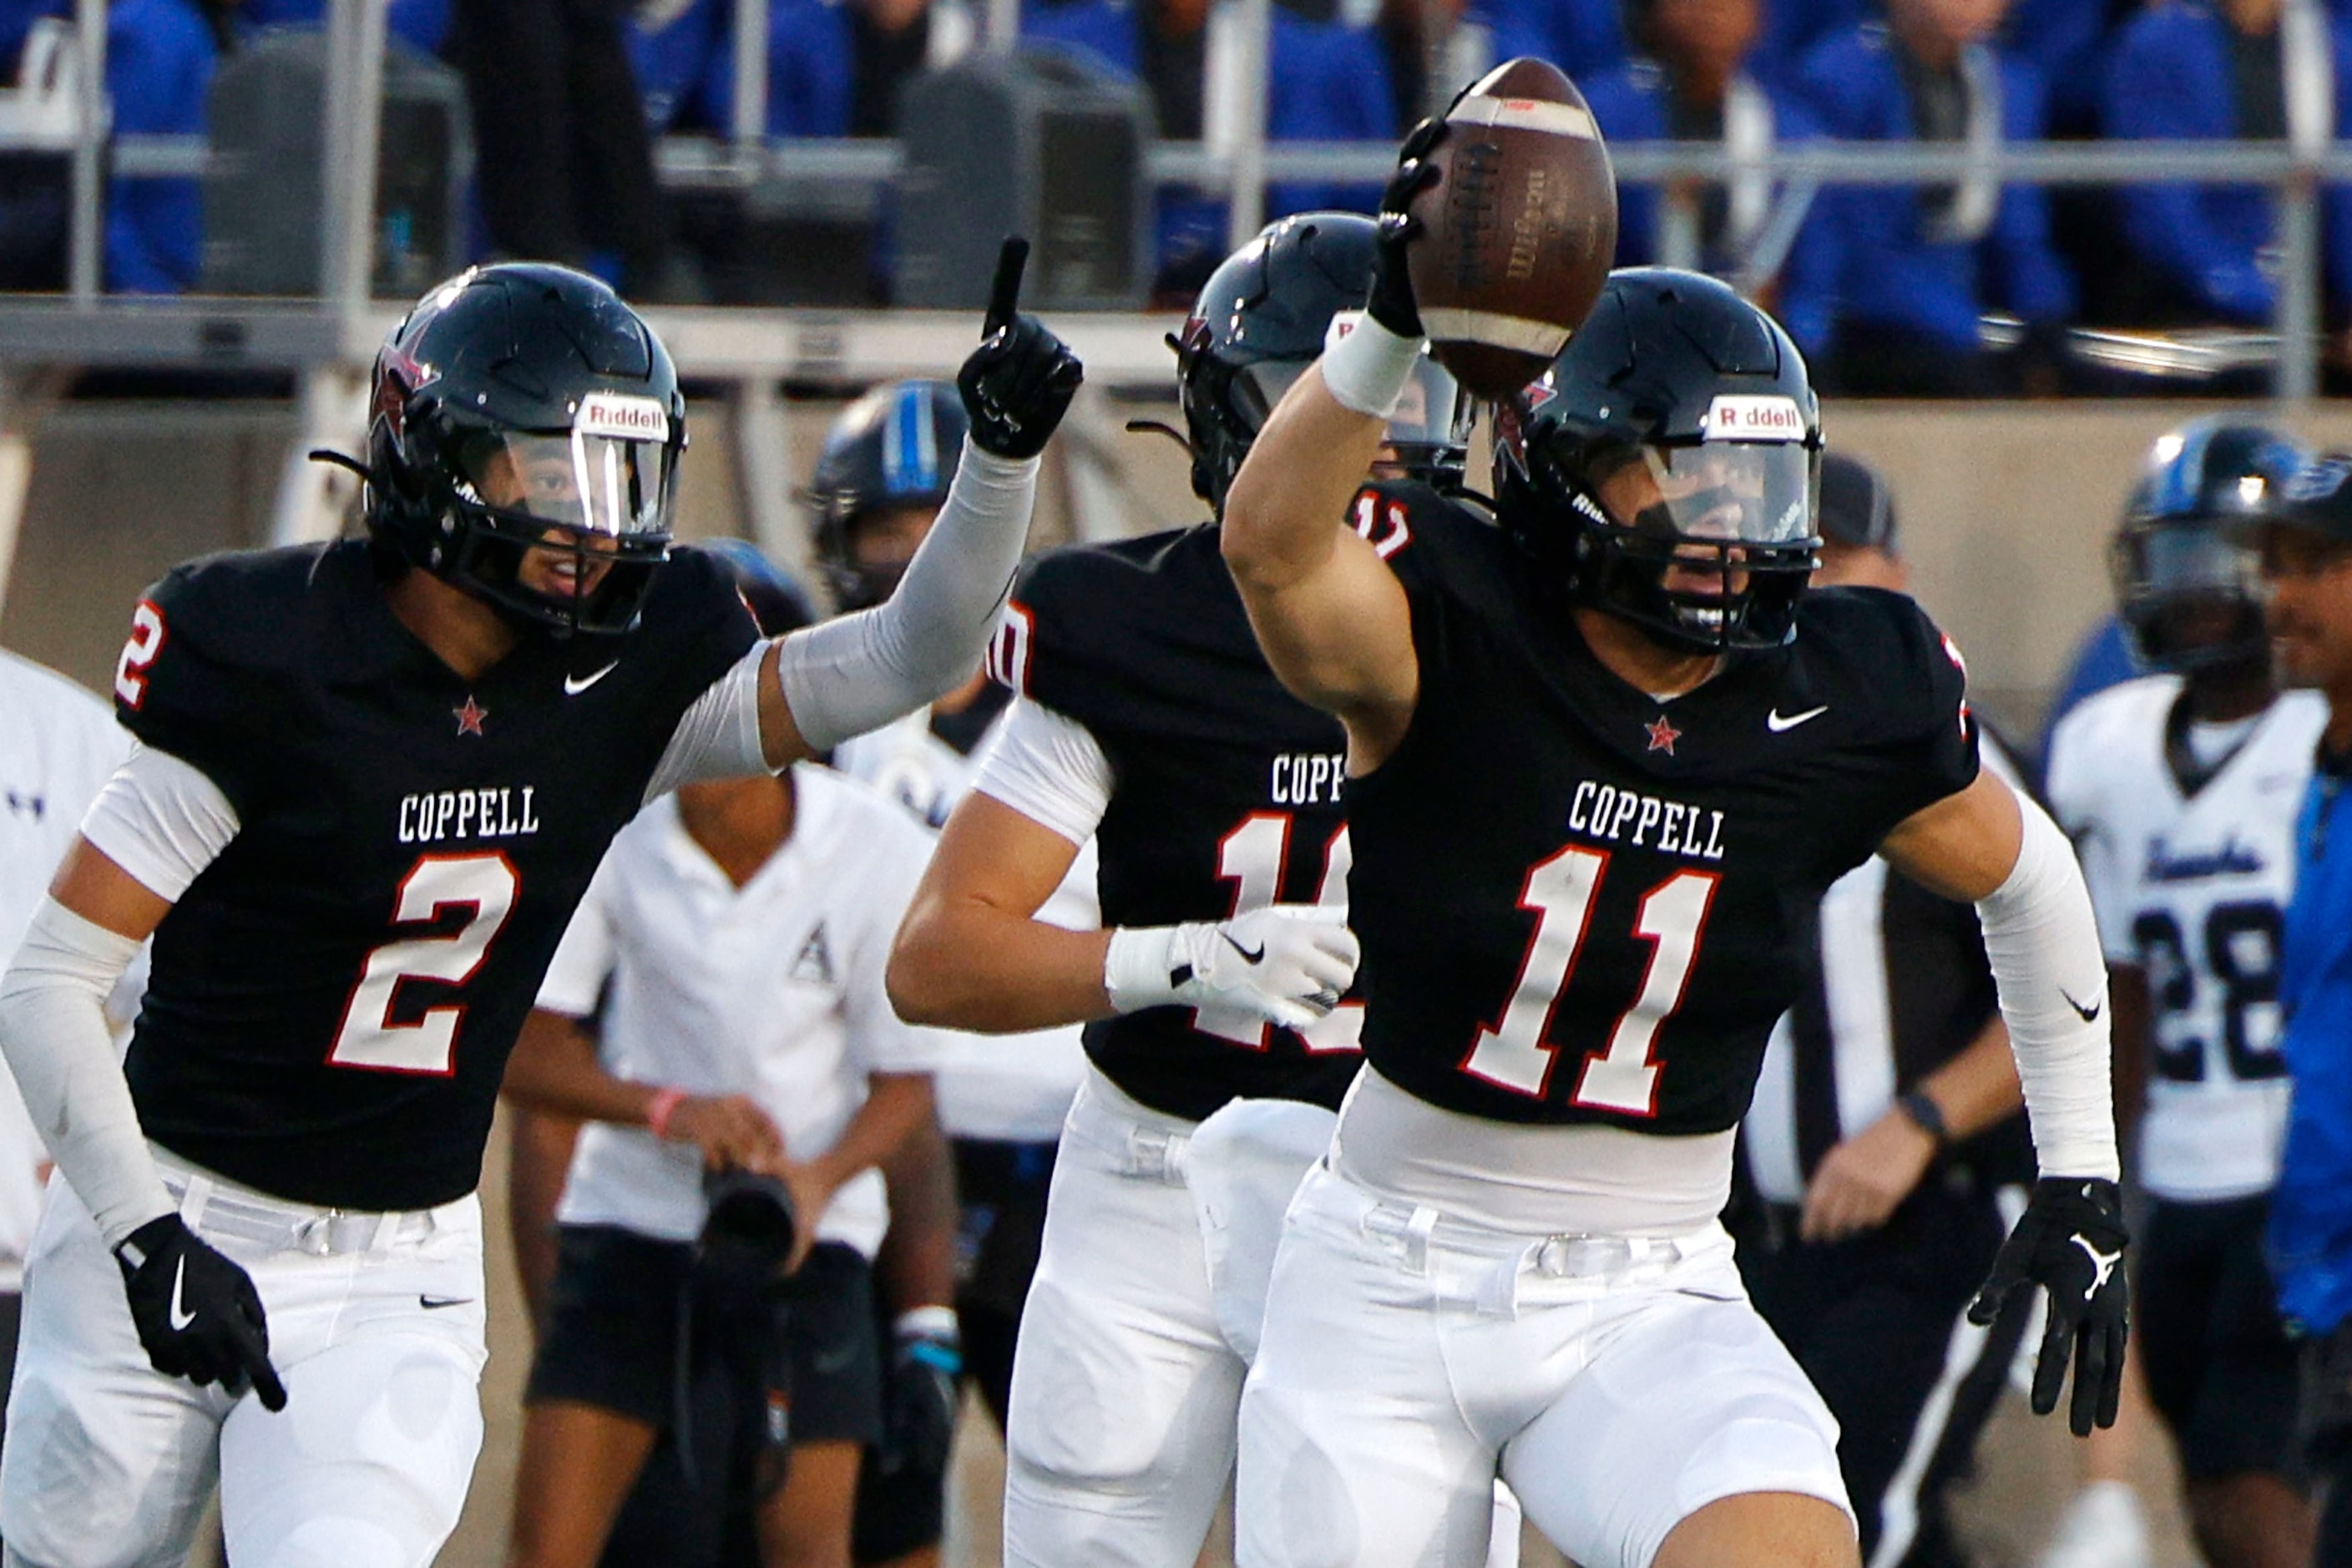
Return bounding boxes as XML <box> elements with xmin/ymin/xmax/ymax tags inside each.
<box><xmin>645</xmin><ymin>1088</ymin><xmax>688</xmax><ymax>1140</ymax></box>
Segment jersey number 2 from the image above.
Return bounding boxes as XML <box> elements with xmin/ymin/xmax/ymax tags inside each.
<box><xmin>1462</xmin><ymin>846</ymin><xmax>1719</xmax><ymax>1112</ymax></box>
<box><xmin>329</xmin><ymin>852</ymin><xmax>518</xmax><ymax>1075</ymax></box>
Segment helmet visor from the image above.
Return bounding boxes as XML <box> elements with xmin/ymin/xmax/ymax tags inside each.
<box><xmin>1238</xmin><ymin>353</ymin><xmax>1473</xmax><ymax>453</ymax></box>
<box><xmin>2113</xmin><ymin>520</ymin><xmax>2261</xmax><ymax>600</ymax></box>
<box><xmin>1587</xmin><ymin>441</ymin><xmax>1816</xmax><ymax>547</ymax></box>
<box><xmin>457</xmin><ymin>428</ymin><xmax>675</xmax><ymax>540</ymax></box>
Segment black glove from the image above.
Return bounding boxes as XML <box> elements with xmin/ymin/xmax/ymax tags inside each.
<box><xmin>1966</xmin><ymin>1176</ymin><xmax>2130</xmax><ymax>1436</ymax></box>
<box><xmin>1367</xmin><ymin>117</ymin><xmax>1449</xmax><ymax>339</ymax></box>
<box><xmin>878</xmin><ymin>1318</ymin><xmax>961</xmax><ymax>1479</ymax></box>
<box><xmin>957</xmin><ymin>236</ymin><xmax>1084</xmax><ymax>461</ymax></box>
<box><xmin>113</xmin><ymin>1213</ymin><xmax>288</xmax><ymax>1411</ymax></box>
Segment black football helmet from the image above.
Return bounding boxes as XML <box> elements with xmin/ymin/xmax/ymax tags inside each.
<box><xmin>2111</xmin><ymin>417</ymin><xmax>2308</xmax><ymax>673</ymax></box>
<box><xmin>804</xmin><ymin>379</ymin><xmax>969</xmax><ymax>610</ymax></box>
<box><xmin>1495</xmin><ymin>268</ymin><xmax>1820</xmax><ymax>654</ymax></box>
<box><xmin>1175</xmin><ymin>210</ymin><xmax>1474</xmax><ymax>510</ymax></box>
<box><xmin>357</xmin><ymin>263</ymin><xmax>685</xmax><ymax>637</ymax></box>
<box><xmin>695</xmin><ymin>537</ymin><xmax>817</xmax><ymax>640</ymax></box>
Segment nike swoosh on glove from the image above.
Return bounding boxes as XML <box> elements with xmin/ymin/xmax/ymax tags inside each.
<box><xmin>1105</xmin><ymin>905</ymin><xmax>1360</xmax><ymax>1030</ymax></box>
<box><xmin>1967</xmin><ymin>1176</ymin><xmax>2129</xmax><ymax>1435</ymax></box>
<box><xmin>114</xmin><ymin>1213</ymin><xmax>288</xmax><ymax>1410</ymax></box>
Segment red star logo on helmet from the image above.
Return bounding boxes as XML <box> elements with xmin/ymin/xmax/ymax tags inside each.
<box><xmin>1645</xmin><ymin>716</ymin><xmax>1681</xmax><ymax>755</ymax></box>
<box><xmin>453</xmin><ymin>695</ymin><xmax>488</xmax><ymax>737</ymax></box>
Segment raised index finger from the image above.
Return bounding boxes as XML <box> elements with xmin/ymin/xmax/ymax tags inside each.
<box><xmin>984</xmin><ymin>236</ymin><xmax>1029</xmax><ymax>340</ymax></box>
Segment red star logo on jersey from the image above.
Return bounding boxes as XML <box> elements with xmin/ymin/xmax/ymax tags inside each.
<box><xmin>1645</xmin><ymin>715</ymin><xmax>1681</xmax><ymax>755</ymax></box>
<box><xmin>453</xmin><ymin>695</ymin><xmax>488</xmax><ymax>737</ymax></box>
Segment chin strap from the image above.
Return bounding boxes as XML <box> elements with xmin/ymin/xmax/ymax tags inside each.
<box><xmin>306</xmin><ymin>448</ymin><xmax>375</xmax><ymax>482</ymax></box>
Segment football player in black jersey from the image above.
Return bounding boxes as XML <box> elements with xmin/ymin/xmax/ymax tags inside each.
<box><xmin>886</xmin><ymin>211</ymin><xmax>1486</xmax><ymax>1568</ymax></box>
<box><xmin>0</xmin><ymin>251</ymin><xmax>1080</xmax><ymax>1568</ymax></box>
<box><xmin>1216</xmin><ymin>135</ymin><xmax>2129</xmax><ymax>1568</ymax></box>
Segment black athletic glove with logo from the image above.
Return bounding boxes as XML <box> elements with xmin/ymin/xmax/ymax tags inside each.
<box><xmin>1967</xmin><ymin>1176</ymin><xmax>2129</xmax><ymax>1436</ymax></box>
<box><xmin>957</xmin><ymin>236</ymin><xmax>1085</xmax><ymax>461</ymax></box>
<box><xmin>878</xmin><ymin>1319</ymin><xmax>962</xmax><ymax>1479</ymax></box>
<box><xmin>1368</xmin><ymin>118</ymin><xmax>1446</xmax><ymax>339</ymax></box>
<box><xmin>113</xmin><ymin>1213</ymin><xmax>288</xmax><ymax>1410</ymax></box>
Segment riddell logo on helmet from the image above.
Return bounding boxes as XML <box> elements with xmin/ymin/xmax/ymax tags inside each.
<box><xmin>574</xmin><ymin>392</ymin><xmax>671</xmax><ymax>443</ymax></box>
<box><xmin>1702</xmin><ymin>395</ymin><xmax>1804</xmax><ymax>442</ymax></box>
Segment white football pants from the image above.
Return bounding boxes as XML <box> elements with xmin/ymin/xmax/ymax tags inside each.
<box><xmin>1005</xmin><ymin>1072</ymin><xmax>1521</xmax><ymax>1568</ymax></box>
<box><xmin>0</xmin><ymin>1156</ymin><xmax>488</xmax><ymax>1568</ymax></box>
<box><xmin>1238</xmin><ymin>1161</ymin><xmax>1854</xmax><ymax>1568</ymax></box>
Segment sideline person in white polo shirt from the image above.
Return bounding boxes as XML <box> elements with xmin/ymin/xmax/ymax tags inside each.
<box><xmin>0</xmin><ymin>648</ymin><xmax>133</xmax><ymax>1436</ymax></box>
<box><xmin>501</xmin><ymin>664</ymin><xmax>950</xmax><ymax>1568</ymax></box>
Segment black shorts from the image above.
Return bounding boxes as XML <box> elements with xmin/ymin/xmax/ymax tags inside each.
<box><xmin>2138</xmin><ymin>1192</ymin><xmax>2304</xmax><ymax>1482</ymax></box>
<box><xmin>528</xmin><ymin>1224</ymin><xmax>884</xmax><ymax>1449</ymax></box>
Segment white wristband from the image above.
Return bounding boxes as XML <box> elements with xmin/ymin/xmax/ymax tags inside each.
<box><xmin>1320</xmin><ymin>316</ymin><xmax>1424</xmax><ymax>419</ymax></box>
<box><xmin>1104</xmin><ymin>924</ymin><xmax>1190</xmax><ymax>1014</ymax></box>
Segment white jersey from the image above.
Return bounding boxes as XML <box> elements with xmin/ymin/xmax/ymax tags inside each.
<box><xmin>537</xmin><ymin>766</ymin><xmax>953</xmax><ymax>1257</ymax></box>
<box><xmin>2046</xmin><ymin>675</ymin><xmax>2327</xmax><ymax>1201</ymax></box>
<box><xmin>0</xmin><ymin>650</ymin><xmax>133</xmax><ymax>1282</ymax></box>
<box><xmin>833</xmin><ymin>702</ymin><xmax>1092</xmax><ymax>1143</ymax></box>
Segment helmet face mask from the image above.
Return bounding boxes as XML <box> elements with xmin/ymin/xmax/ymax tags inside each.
<box><xmin>365</xmin><ymin>264</ymin><xmax>685</xmax><ymax>638</ymax></box>
<box><xmin>1179</xmin><ymin>213</ymin><xmax>1473</xmax><ymax>511</ymax></box>
<box><xmin>2112</xmin><ymin>419</ymin><xmax>2309</xmax><ymax>675</ymax></box>
<box><xmin>1497</xmin><ymin>269</ymin><xmax>1822</xmax><ymax>655</ymax></box>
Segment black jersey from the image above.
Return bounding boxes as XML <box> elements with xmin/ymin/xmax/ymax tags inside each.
<box><xmin>990</xmin><ymin>524</ymin><xmax>1363</xmax><ymax>1122</ymax></box>
<box><xmin>1348</xmin><ymin>487</ymin><xmax>1979</xmax><ymax>1133</ymax></box>
<box><xmin>112</xmin><ymin>540</ymin><xmax>757</xmax><ymax>1209</ymax></box>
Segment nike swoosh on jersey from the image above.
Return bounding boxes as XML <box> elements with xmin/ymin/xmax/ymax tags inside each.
<box><xmin>564</xmin><ymin>661</ymin><xmax>620</xmax><ymax>695</ymax></box>
<box><xmin>1766</xmin><ymin>706</ymin><xmax>1828</xmax><ymax>732</ymax></box>
<box><xmin>418</xmin><ymin>1295</ymin><xmax>473</xmax><ymax>1310</ymax></box>
<box><xmin>169</xmin><ymin>1258</ymin><xmax>196</xmax><ymax>1331</ymax></box>
<box><xmin>2061</xmin><ymin>989</ymin><xmax>2102</xmax><ymax>1023</ymax></box>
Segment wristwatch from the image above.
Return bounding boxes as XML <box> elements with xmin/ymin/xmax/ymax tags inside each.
<box><xmin>1896</xmin><ymin>1088</ymin><xmax>1950</xmax><ymax>1146</ymax></box>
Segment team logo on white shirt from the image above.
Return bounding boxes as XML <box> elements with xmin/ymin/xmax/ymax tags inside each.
<box><xmin>791</xmin><ymin>923</ymin><xmax>837</xmax><ymax>987</ymax></box>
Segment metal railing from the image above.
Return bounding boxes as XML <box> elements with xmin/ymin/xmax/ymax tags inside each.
<box><xmin>9</xmin><ymin>0</ymin><xmax>2352</xmax><ymax>398</ymax></box>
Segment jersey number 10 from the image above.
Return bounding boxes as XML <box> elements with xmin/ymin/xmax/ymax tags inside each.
<box><xmin>1204</xmin><ymin>813</ymin><xmax>1360</xmax><ymax>1054</ymax></box>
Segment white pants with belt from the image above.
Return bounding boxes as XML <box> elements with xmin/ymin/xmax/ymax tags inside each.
<box><xmin>0</xmin><ymin>1151</ymin><xmax>488</xmax><ymax>1568</ymax></box>
<box><xmin>1238</xmin><ymin>1160</ymin><xmax>1853</xmax><ymax>1568</ymax></box>
<box><xmin>1004</xmin><ymin>1069</ymin><xmax>1523</xmax><ymax>1568</ymax></box>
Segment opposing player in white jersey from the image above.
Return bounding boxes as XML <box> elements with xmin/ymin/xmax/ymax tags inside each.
<box><xmin>802</xmin><ymin>383</ymin><xmax>1095</xmax><ymax>1565</ymax></box>
<box><xmin>2046</xmin><ymin>419</ymin><xmax>2324</xmax><ymax>1568</ymax></box>
<box><xmin>0</xmin><ymin>651</ymin><xmax>134</xmax><ymax>1449</ymax></box>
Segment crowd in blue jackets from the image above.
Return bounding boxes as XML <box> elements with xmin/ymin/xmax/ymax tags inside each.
<box><xmin>13</xmin><ymin>0</ymin><xmax>2352</xmax><ymax>362</ymax></box>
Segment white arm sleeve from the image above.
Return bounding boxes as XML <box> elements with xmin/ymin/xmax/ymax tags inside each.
<box><xmin>0</xmin><ymin>899</ymin><xmax>173</xmax><ymax>1247</ymax></box>
<box><xmin>1975</xmin><ymin>795</ymin><xmax>2123</xmax><ymax>1181</ymax></box>
<box><xmin>78</xmin><ymin>744</ymin><xmax>239</xmax><ymax>900</ymax></box>
<box><xmin>776</xmin><ymin>439</ymin><xmax>1038</xmax><ymax>752</ymax></box>
<box><xmin>645</xmin><ymin>642</ymin><xmax>771</xmax><ymax>803</ymax></box>
<box><xmin>969</xmin><ymin>697</ymin><xmax>1113</xmax><ymax>847</ymax></box>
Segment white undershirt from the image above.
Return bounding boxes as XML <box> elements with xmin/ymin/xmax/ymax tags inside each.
<box><xmin>968</xmin><ymin>695</ymin><xmax>1115</xmax><ymax>847</ymax></box>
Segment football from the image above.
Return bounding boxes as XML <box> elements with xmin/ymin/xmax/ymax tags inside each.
<box><xmin>1407</xmin><ymin>58</ymin><xmax>1618</xmax><ymax>400</ymax></box>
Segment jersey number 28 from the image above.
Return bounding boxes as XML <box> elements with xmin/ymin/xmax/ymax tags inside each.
<box><xmin>329</xmin><ymin>852</ymin><xmax>518</xmax><ymax>1075</ymax></box>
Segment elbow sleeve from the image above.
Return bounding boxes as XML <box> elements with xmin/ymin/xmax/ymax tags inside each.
<box><xmin>0</xmin><ymin>899</ymin><xmax>174</xmax><ymax>1247</ymax></box>
<box><xmin>777</xmin><ymin>438</ymin><xmax>1038</xmax><ymax>751</ymax></box>
<box><xmin>1975</xmin><ymin>797</ymin><xmax>2122</xmax><ymax>1181</ymax></box>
